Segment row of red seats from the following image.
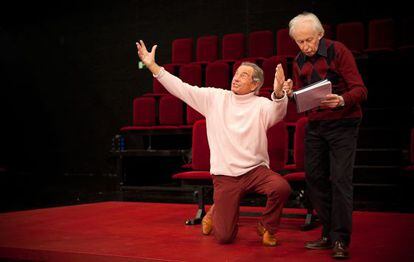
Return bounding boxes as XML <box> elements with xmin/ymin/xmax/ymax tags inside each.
<box><xmin>164</xmin><ymin>18</ymin><xmax>411</xmax><ymax>68</ymax></box>
<box><xmin>123</xmin><ymin>18</ymin><xmax>412</xmax><ymax>133</ymax></box>
<box><xmin>148</xmin><ymin>56</ymin><xmax>288</xmax><ymax>94</ymax></box>
<box><xmin>122</xmin><ymin>55</ymin><xmax>303</xmax><ymax>133</ymax></box>
<box><xmin>173</xmin><ymin>118</ymin><xmax>308</xmax><ymax>180</ymax></box>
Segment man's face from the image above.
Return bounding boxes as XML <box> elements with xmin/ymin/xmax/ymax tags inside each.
<box><xmin>292</xmin><ymin>21</ymin><xmax>322</xmax><ymax>57</ymax></box>
<box><xmin>231</xmin><ymin>65</ymin><xmax>258</xmax><ymax>95</ymax></box>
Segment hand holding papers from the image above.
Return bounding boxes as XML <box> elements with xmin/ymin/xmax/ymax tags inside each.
<box><xmin>293</xmin><ymin>79</ymin><xmax>332</xmax><ymax>113</ymax></box>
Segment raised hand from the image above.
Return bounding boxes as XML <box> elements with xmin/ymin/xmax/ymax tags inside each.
<box><xmin>136</xmin><ymin>40</ymin><xmax>160</xmax><ymax>75</ymax></box>
<box><xmin>273</xmin><ymin>64</ymin><xmax>286</xmax><ymax>98</ymax></box>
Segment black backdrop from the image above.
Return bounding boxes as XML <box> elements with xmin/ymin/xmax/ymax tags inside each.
<box><xmin>0</xmin><ymin>0</ymin><xmax>411</xmax><ymax>179</ymax></box>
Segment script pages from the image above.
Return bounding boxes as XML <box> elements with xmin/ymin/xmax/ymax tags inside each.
<box><xmin>292</xmin><ymin>79</ymin><xmax>332</xmax><ymax>113</ymax></box>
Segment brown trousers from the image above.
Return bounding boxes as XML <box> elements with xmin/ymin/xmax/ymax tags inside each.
<box><xmin>211</xmin><ymin>165</ymin><xmax>291</xmax><ymax>244</ymax></box>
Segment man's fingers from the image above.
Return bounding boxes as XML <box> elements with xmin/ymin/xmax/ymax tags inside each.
<box><xmin>139</xmin><ymin>40</ymin><xmax>149</xmax><ymax>52</ymax></box>
<box><xmin>151</xmin><ymin>45</ymin><xmax>158</xmax><ymax>54</ymax></box>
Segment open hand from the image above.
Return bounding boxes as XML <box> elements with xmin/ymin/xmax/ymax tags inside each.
<box><xmin>274</xmin><ymin>64</ymin><xmax>285</xmax><ymax>91</ymax></box>
<box><xmin>136</xmin><ymin>40</ymin><xmax>157</xmax><ymax>68</ymax></box>
<box><xmin>273</xmin><ymin>64</ymin><xmax>286</xmax><ymax>97</ymax></box>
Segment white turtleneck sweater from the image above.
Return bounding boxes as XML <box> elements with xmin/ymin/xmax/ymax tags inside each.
<box><xmin>155</xmin><ymin>68</ymin><xmax>287</xmax><ymax>177</ymax></box>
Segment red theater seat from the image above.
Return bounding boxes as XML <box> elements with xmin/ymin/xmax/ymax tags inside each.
<box><xmin>283</xmin><ymin>117</ymin><xmax>316</xmax><ymax>230</ymax></box>
<box><xmin>144</xmin><ymin>64</ymin><xmax>175</xmax><ymax>97</ymax></box>
<box><xmin>261</xmin><ymin>56</ymin><xmax>288</xmax><ymax>89</ymax></box>
<box><xmin>186</xmin><ymin>106</ymin><xmax>204</xmax><ymax>126</ymax></box>
<box><xmin>267</xmin><ymin>121</ymin><xmax>289</xmax><ymax>172</ymax></box>
<box><xmin>172</xmin><ymin>120</ymin><xmax>211</xmax><ymax>224</ymax></box>
<box><xmin>195</xmin><ymin>35</ymin><xmax>218</xmax><ymax>64</ymax></box>
<box><xmin>323</xmin><ymin>24</ymin><xmax>334</xmax><ymax>39</ymax></box>
<box><xmin>365</xmin><ymin>18</ymin><xmax>395</xmax><ymax>53</ymax></box>
<box><xmin>336</xmin><ymin>22</ymin><xmax>365</xmax><ymax>55</ymax></box>
<box><xmin>171</xmin><ymin>37</ymin><xmax>194</xmax><ymax>64</ymax></box>
<box><xmin>179</xmin><ymin>63</ymin><xmax>202</xmax><ymax>87</ymax></box>
<box><xmin>205</xmin><ymin>61</ymin><xmax>230</xmax><ymax>89</ymax></box>
<box><xmin>159</xmin><ymin>95</ymin><xmax>184</xmax><ymax>126</ymax></box>
<box><xmin>276</xmin><ymin>28</ymin><xmax>299</xmax><ymax>58</ymax></box>
<box><xmin>132</xmin><ymin>96</ymin><xmax>156</xmax><ymax>126</ymax></box>
<box><xmin>247</xmin><ymin>30</ymin><xmax>274</xmax><ymax>65</ymax></box>
<box><xmin>221</xmin><ymin>33</ymin><xmax>245</xmax><ymax>62</ymax></box>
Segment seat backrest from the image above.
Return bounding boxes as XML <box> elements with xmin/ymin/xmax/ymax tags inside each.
<box><xmin>186</xmin><ymin>106</ymin><xmax>204</xmax><ymax>125</ymax></box>
<box><xmin>222</xmin><ymin>33</ymin><xmax>245</xmax><ymax>60</ymax></box>
<box><xmin>153</xmin><ymin>64</ymin><xmax>175</xmax><ymax>94</ymax></box>
<box><xmin>133</xmin><ymin>96</ymin><xmax>156</xmax><ymax>126</ymax></box>
<box><xmin>336</xmin><ymin>22</ymin><xmax>365</xmax><ymax>54</ymax></box>
<box><xmin>367</xmin><ymin>18</ymin><xmax>395</xmax><ymax>50</ymax></box>
<box><xmin>196</xmin><ymin>35</ymin><xmax>218</xmax><ymax>63</ymax></box>
<box><xmin>323</xmin><ymin>24</ymin><xmax>334</xmax><ymax>39</ymax></box>
<box><xmin>191</xmin><ymin>120</ymin><xmax>210</xmax><ymax>170</ymax></box>
<box><xmin>293</xmin><ymin>117</ymin><xmax>308</xmax><ymax>170</ymax></box>
<box><xmin>397</xmin><ymin>17</ymin><xmax>414</xmax><ymax>48</ymax></box>
<box><xmin>171</xmin><ymin>37</ymin><xmax>193</xmax><ymax>64</ymax></box>
<box><xmin>276</xmin><ymin>28</ymin><xmax>300</xmax><ymax>58</ymax></box>
<box><xmin>179</xmin><ymin>63</ymin><xmax>202</xmax><ymax>86</ymax></box>
<box><xmin>205</xmin><ymin>61</ymin><xmax>230</xmax><ymax>89</ymax></box>
<box><xmin>158</xmin><ymin>95</ymin><xmax>184</xmax><ymax>125</ymax></box>
<box><xmin>232</xmin><ymin>57</ymin><xmax>259</xmax><ymax>75</ymax></box>
<box><xmin>267</xmin><ymin>121</ymin><xmax>288</xmax><ymax>171</ymax></box>
<box><xmin>248</xmin><ymin>30</ymin><xmax>274</xmax><ymax>58</ymax></box>
<box><xmin>261</xmin><ymin>55</ymin><xmax>287</xmax><ymax>88</ymax></box>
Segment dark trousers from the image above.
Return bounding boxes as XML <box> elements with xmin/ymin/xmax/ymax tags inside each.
<box><xmin>305</xmin><ymin>118</ymin><xmax>360</xmax><ymax>245</ymax></box>
<box><xmin>211</xmin><ymin>166</ymin><xmax>291</xmax><ymax>244</ymax></box>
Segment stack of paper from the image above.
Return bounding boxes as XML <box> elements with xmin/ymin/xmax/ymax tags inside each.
<box><xmin>293</xmin><ymin>79</ymin><xmax>332</xmax><ymax>113</ymax></box>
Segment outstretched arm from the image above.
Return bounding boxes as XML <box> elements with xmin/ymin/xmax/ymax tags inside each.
<box><xmin>135</xmin><ymin>40</ymin><xmax>215</xmax><ymax>117</ymax></box>
<box><xmin>136</xmin><ymin>40</ymin><xmax>161</xmax><ymax>75</ymax></box>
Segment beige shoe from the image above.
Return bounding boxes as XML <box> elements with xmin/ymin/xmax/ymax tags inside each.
<box><xmin>202</xmin><ymin>206</ymin><xmax>214</xmax><ymax>235</ymax></box>
<box><xmin>262</xmin><ymin>231</ymin><xmax>277</xmax><ymax>246</ymax></box>
<box><xmin>257</xmin><ymin>222</ymin><xmax>277</xmax><ymax>246</ymax></box>
<box><xmin>201</xmin><ymin>215</ymin><xmax>213</xmax><ymax>235</ymax></box>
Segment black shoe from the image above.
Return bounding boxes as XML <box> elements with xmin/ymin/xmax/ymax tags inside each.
<box><xmin>332</xmin><ymin>240</ymin><xmax>349</xmax><ymax>259</ymax></box>
<box><xmin>305</xmin><ymin>237</ymin><xmax>333</xmax><ymax>250</ymax></box>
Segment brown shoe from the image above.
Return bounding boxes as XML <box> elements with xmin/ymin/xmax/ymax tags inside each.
<box><xmin>332</xmin><ymin>240</ymin><xmax>349</xmax><ymax>259</ymax></box>
<box><xmin>262</xmin><ymin>231</ymin><xmax>277</xmax><ymax>246</ymax></box>
<box><xmin>257</xmin><ymin>223</ymin><xmax>277</xmax><ymax>246</ymax></box>
<box><xmin>202</xmin><ymin>207</ymin><xmax>214</xmax><ymax>235</ymax></box>
<box><xmin>305</xmin><ymin>237</ymin><xmax>333</xmax><ymax>250</ymax></box>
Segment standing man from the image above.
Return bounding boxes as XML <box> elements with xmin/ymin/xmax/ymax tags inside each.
<box><xmin>284</xmin><ymin>12</ymin><xmax>368</xmax><ymax>259</ymax></box>
<box><xmin>136</xmin><ymin>40</ymin><xmax>291</xmax><ymax>246</ymax></box>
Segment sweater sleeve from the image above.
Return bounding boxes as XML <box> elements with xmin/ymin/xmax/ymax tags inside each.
<box><xmin>155</xmin><ymin>67</ymin><xmax>217</xmax><ymax>116</ymax></box>
<box><xmin>261</xmin><ymin>93</ymin><xmax>288</xmax><ymax>129</ymax></box>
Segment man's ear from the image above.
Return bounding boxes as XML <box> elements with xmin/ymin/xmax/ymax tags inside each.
<box><xmin>251</xmin><ymin>82</ymin><xmax>260</xmax><ymax>92</ymax></box>
<box><xmin>318</xmin><ymin>32</ymin><xmax>324</xmax><ymax>40</ymax></box>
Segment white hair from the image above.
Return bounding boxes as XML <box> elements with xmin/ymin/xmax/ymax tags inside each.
<box><xmin>289</xmin><ymin>12</ymin><xmax>324</xmax><ymax>38</ymax></box>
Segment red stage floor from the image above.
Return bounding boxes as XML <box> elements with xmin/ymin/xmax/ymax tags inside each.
<box><xmin>0</xmin><ymin>201</ymin><xmax>413</xmax><ymax>261</ymax></box>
